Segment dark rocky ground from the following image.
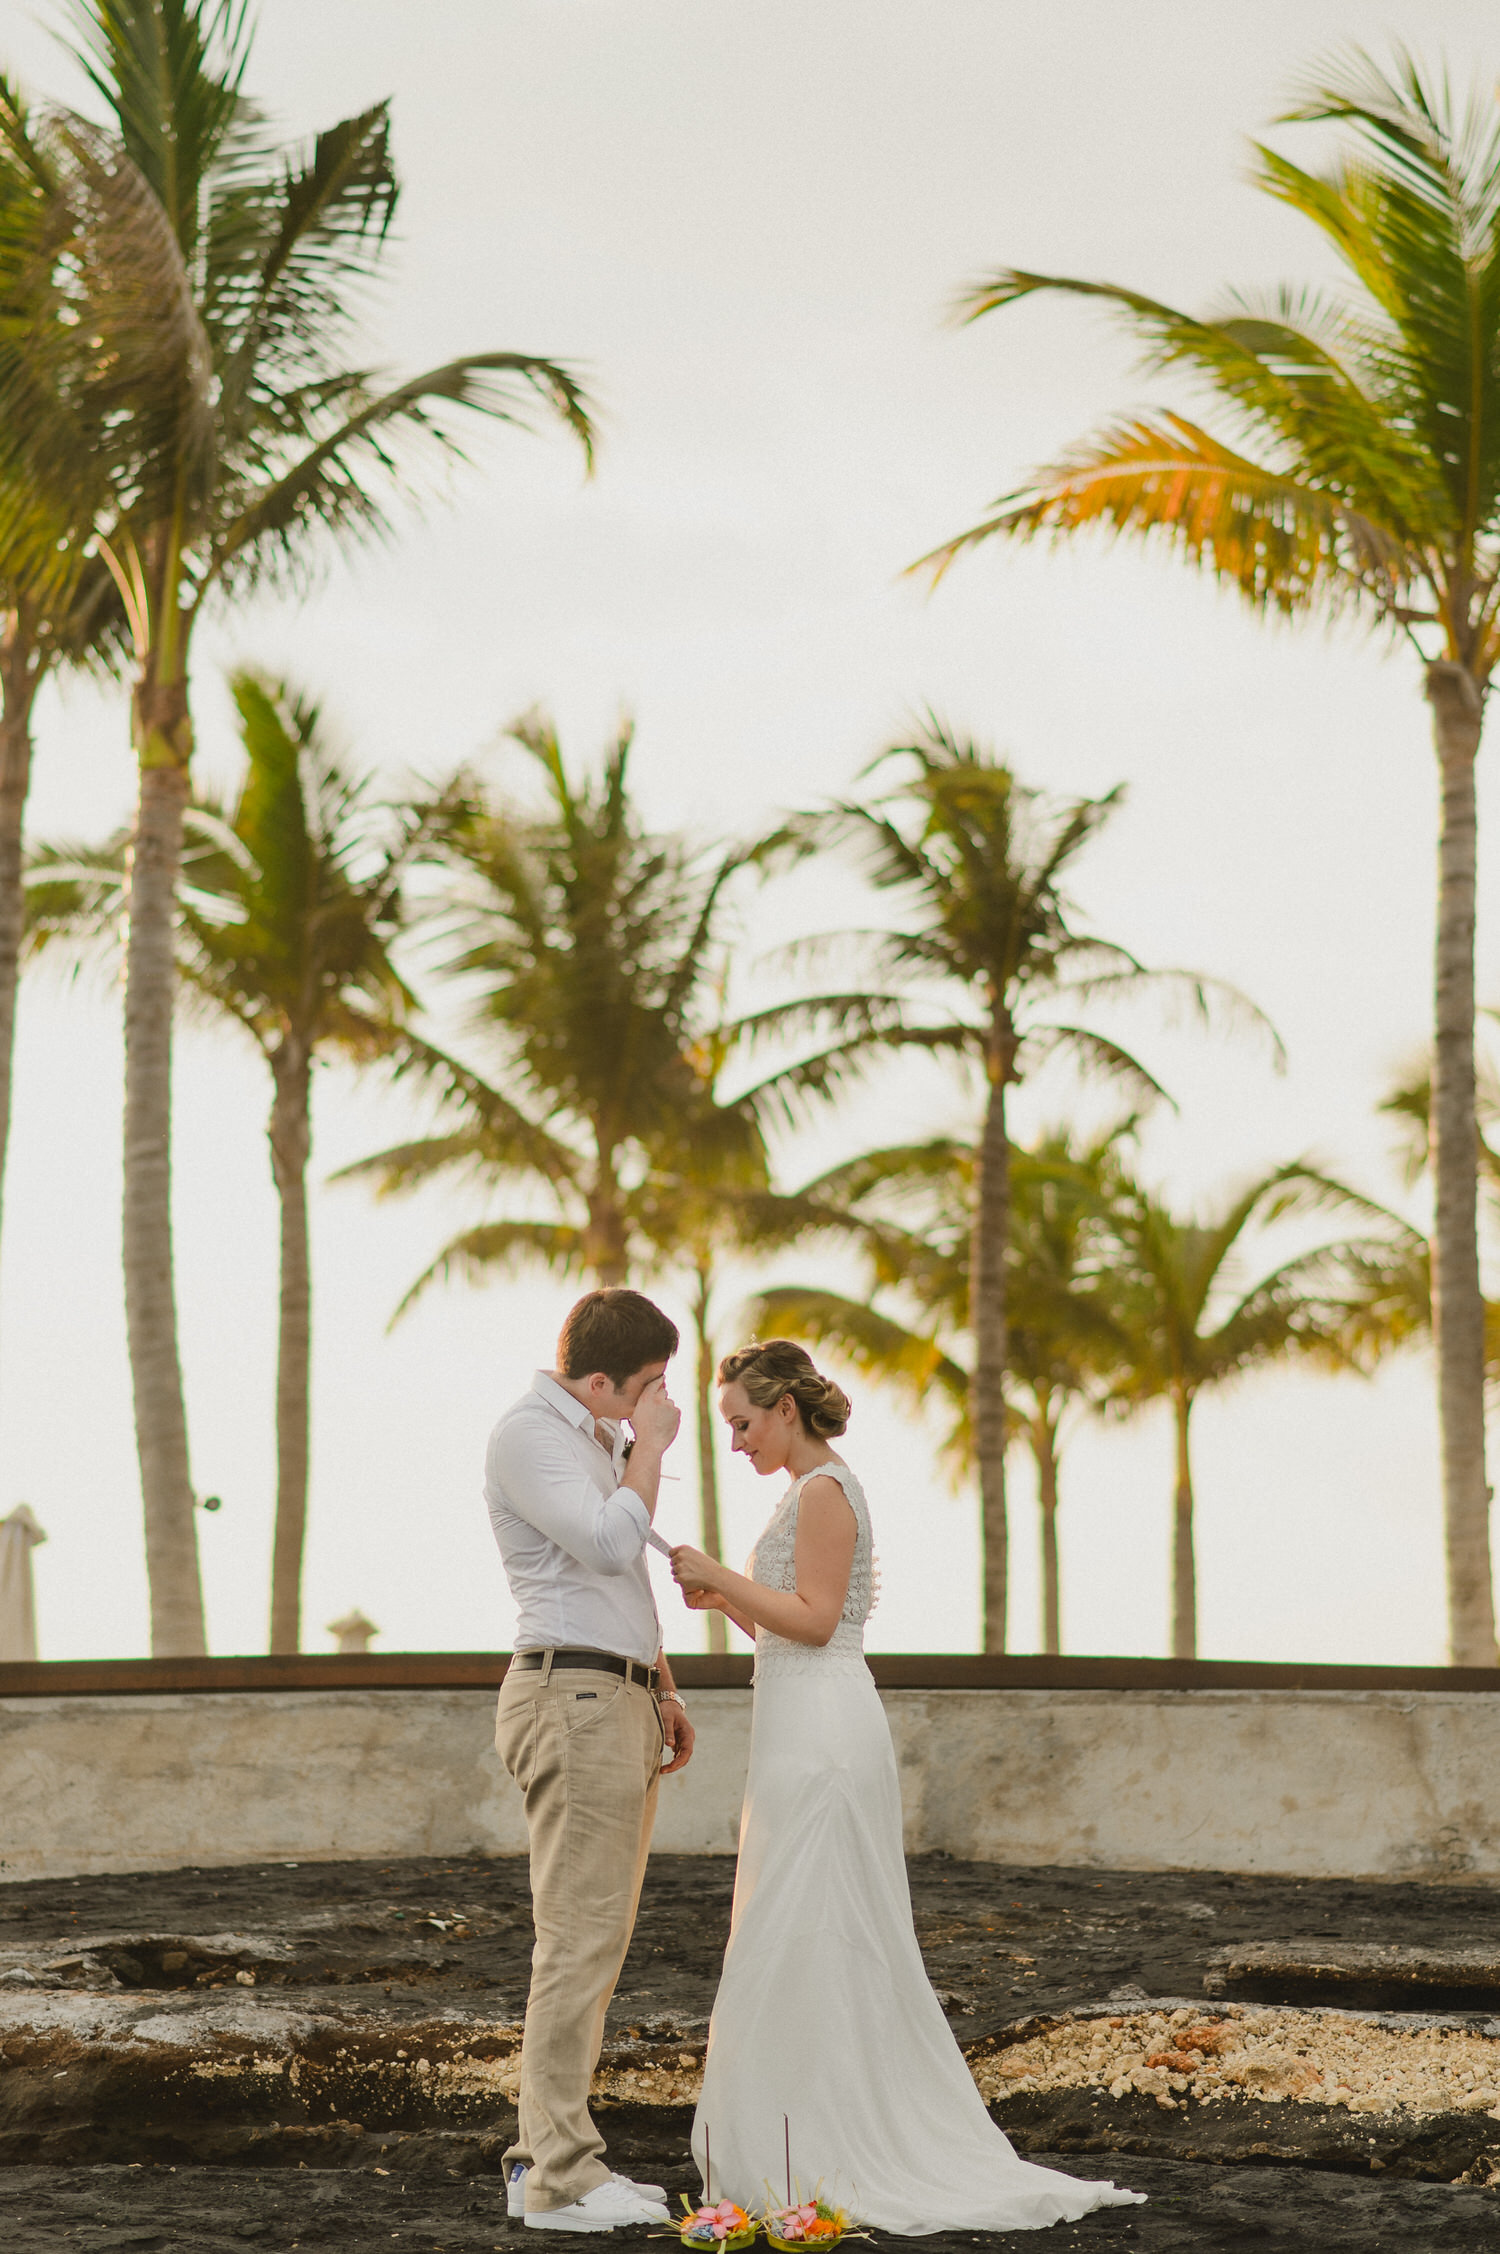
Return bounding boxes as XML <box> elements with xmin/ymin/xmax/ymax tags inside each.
<box><xmin>11</xmin><ymin>1850</ymin><xmax>1500</xmax><ymax>2030</ymax></box>
<box><xmin>3</xmin><ymin>2150</ymin><xmax>1498</xmax><ymax>2253</ymax></box>
<box><xmin>3</xmin><ymin>1853</ymin><xmax>1500</xmax><ymax>2249</ymax></box>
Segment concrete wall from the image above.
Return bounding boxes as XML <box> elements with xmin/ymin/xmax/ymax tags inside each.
<box><xmin>4</xmin><ymin>1685</ymin><xmax>1500</xmax><ymax>1884</ymax></box>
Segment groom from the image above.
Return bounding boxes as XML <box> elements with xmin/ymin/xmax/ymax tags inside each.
<box><xmin>487</xmin><ymin>1288</ymin><xmax>695</xmax><ymax>2232</ymax></box>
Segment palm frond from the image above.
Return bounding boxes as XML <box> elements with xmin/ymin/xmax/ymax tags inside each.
<box><xmin>914</xmin><ymin>412</ymin><xmax>1413</xmax><ymax>614</ymax></box>
<box><xmin>21</xmin><ymin>831</ymin><xmax>128</xmax><ymax>961</ymax></box>
<box><xmin>363</xmin><ymin>1033</ymin><xmax>580</xmax><ymax>1189</ymax></box>
<box><xmin>796</xmin><ymin>1137</ymin><xmax>975</xmax><ymax>1211</ymax></box>
<box><xmin>389</xmin><ymin>1219</ymin><xmax>588</xmax><ymax>1327</ymax></box>
<box><xmin>1204</xmin><ymin>1161</ymin><xmax>1405</xmax><ymax>1269</ymax></box>
<box><xmin>725</xmin><ymin>990</ymin><xmax>923</xmax><ymax>1053</ymax></box>
<box><xmin>1022</xmin><ymin>1023</ymin><xmax>1173</xmax><ymax>1106</ymax></box>
<box><xmin>747</xmin><ymin>1286</ymin><xmax>968</xmax><ymax>1407</ymax></box>
<box><xmin>736</xmin><ymin>1023</ymin><xmax>975</xmax><ymax>1133</ymax></box>
<box><xmin>214</xmin><ymin>351</ymin><xmax>596</xmax><ymax>584</ymax></box>
<box><xmin>211</xmin><ymin>102</ymin><xmax>398</xmax><ymax>417</ymax></box>
<box><xmin>0</xmin><ymin>113</ymin><xmax>215</xmax><ymax>531</ymax></box>
<box><xmin>63</xmin><ymin>0</ymin><xmax>255</xmax><ymax>255</ymax></box>
<box><xmin>746</xmin><ymin>1286</ymin><xmax>971</xmax><ymax>1476</ymax></box>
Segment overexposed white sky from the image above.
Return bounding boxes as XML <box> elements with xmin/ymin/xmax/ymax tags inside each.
<box><xmin>3</xmin><ymin>0</ymin><xmax>1497</xmax><ymax>1663</ymax></box>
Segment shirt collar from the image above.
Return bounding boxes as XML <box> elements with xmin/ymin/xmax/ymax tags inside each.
<box><xmin>532</xmin><ymin>1370</ymin><xmax>595</xmax><ymax>1431</ymax></box>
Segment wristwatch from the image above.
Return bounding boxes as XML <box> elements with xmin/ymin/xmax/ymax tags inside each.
<box><xmin>657</xmin><ymin>1690</ymin><xmax>686</xmax><ymax>1710</ymax></box>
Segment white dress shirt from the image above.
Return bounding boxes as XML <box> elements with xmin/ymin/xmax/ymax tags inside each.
<box><xmin>484</xmin><ymin>1371</ymin><xmax>661</xmax><ymax>1665</ymax></box>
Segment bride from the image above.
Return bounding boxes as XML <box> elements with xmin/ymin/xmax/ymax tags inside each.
<box><xmin>668</xmin><ymin>1340</ymin><xmax>1143</xmax><ymax>2235</ymax></box>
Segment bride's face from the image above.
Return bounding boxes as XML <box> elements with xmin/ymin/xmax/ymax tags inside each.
<box><xmin>719</xmin><ymin>1380</ymin><xmax>798</xmax><ymax>1475</ymax></box>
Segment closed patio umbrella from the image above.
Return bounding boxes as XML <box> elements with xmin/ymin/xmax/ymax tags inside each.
<box><xmin>326</xmin><ymin>1608</ymin><xmax>377</xmax><ymax>1654</ymax></box>
<box><xmin>0</xmin><ymin>1505</ymin><xmax>46</xmax><ymax>1662</ymax></box>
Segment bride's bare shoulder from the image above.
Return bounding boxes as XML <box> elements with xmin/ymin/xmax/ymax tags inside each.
<box><xmin>797</xmin><ymin>1466</ymin><xmax>859</xmax><ymax>1519</ymax></box>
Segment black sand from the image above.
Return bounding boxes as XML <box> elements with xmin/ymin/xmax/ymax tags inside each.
<box><xmin>2</xmin><ymin>1852</ymin><xmax>1499</xmax><ymax>2250</ymax></box>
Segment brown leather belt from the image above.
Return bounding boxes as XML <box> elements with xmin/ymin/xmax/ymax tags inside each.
<box><xmin>510</xmin><ymin>1647</ymin><xmax>660</xmax><ymax>1692</ymax></box>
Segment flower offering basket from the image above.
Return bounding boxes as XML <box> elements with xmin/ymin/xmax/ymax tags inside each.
<box><xmin>678</xmin><ymin>2197</ymin><xmax>757</xmax><ymax>2251</ymax></box>
<box><xmin>761</xmin><ymin>2199</ymin><xmax>850</xmax><ymax>2251</ymax></box>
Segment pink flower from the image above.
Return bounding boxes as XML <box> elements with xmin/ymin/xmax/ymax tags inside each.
<box><xmin>683</xmin><ymin>2198</ymin><xmax>751</xmax><ymax>2242</ymax></box>
<box><xmin>771</xmin><ymin>2202</ymin><xmax>821</xmax><ymax>2240</ymax></box>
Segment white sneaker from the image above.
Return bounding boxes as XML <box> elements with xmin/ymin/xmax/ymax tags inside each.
<box><xmin>509</xmin><ymin>2166</ymin><xmax>666</xmax><ymax>2220</ymax></box>
<box><xmin>610</xmin><ymin>2173</ymin><xmax>667</xmax><ymax>2202</ymax></box>
<box><xmin>525</xmin><ymin>2180</ymin><xmax>670</xmax><ymax>2232</ymax></box>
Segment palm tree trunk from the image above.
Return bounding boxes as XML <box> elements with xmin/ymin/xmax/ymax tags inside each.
<box><xmin>123</xmin><ymin>751</ymin><xmax>205</xmax><ymax>1654</ymax></box>
<box><xmin>124</xmin><ymin>641</ymin><xmax>205</xmax><ymax>1657</ymax></box>
<box><xmin>1426</xmin><ymin>662</ymin><xmax>1496</xmax><ymax>1667</ymax></box>
<box><xmin>268</xmin><ymin>1041</ymin><xmax>313</xmax><ymax>1654</ymax></box>
<box><xmin>1030</xmin><ymin>1401</ymin><xmax>1061</xmax><ymax>1655</ymax></box>
<box><xmin>584</xmin><ymin>1163</ymin><xmax>629</xmax><ymax>1286</ymax></box>
<box><xmin>691</xmin><ymin>1264</ymin><xmax>726</xmax><ymax>1657</ymax></box>
<box><xmin>1172</xmin><ymin>1384</ymin><xmax>1196</xmax><ymax>1661</ymax></box>
<box><xmin>970</xmin><ymin>1035</ymin><xmax>1012</xmax><ymax>1651</ymax></box>
<box><xmin>0</xmin><ymin>609</ymin><xmax>41</xmax><ymax>1282</ymax></box>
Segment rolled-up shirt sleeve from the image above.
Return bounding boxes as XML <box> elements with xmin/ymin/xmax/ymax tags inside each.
<box><xmin>487</xmin><ymin>1419</ymin><xmax>650</xmax><ymax>1573</ymax></box>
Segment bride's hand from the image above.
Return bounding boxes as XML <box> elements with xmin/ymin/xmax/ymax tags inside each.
<box><xmin>680</xmin><ymin>1586</ymin><xmax>720</xmax><ymax>1612</ymax></box>
<box><xmin>670</xmin><ymin>1543</ymin><xmax>719</xmax><ymax>1597</ymax></box>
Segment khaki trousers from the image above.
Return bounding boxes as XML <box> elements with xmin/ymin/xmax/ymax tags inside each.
<box><xmin>495</xmin><ymin>1660</ymin><xmax>663</xmax><ymax>2213</ymax></box>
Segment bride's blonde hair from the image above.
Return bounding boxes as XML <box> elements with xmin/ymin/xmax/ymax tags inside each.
<box><xmin>717</xmin><ymin>1339</ymin><xmax>851</xmax><ymax>1439</ymax></box>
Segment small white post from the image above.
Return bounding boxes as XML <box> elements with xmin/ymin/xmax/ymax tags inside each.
<box><xmin>326</xmin><ymin>1608</ymin><xmax>378</xmax><ymax>1654</ymax></box>
<box><xmin>0</xmin><ymin>1505</ymin><xmax>46</xmax><ymax>1662</ymax></box>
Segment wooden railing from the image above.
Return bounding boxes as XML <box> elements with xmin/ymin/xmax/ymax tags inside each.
<box><xmin>2</xmin><ymin>1652</ymin><xmax>1499</xmax><ymax>1695</ymax></box>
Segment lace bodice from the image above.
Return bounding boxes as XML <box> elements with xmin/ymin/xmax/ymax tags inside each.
<box><xmin>746</xmin><ymin>1459</ymin><xmax>876</xmax><ymax>1678</ymax></box>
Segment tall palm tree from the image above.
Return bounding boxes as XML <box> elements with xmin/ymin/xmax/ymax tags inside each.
<box><xmin>339</xmin><ymin>713</ymin><xmax>758</xmax><ymax>1290</ymax></box>
<box><xmin>0</xmin><ymin>76</ymin><xmax>125</xmax><ymax>1297</ymax></box>
<box><xmin>1090</xmin><ymin>1154</ymin><xmax>1415</xmax><ymax>1659</ymax></box>
<box><xmin>922</xmin><ymin>53</ymin><xmax>1500</xmax><ymax>1663</ymax></box>
<box><xmin>745</xmin><ymin>721</ymin><xmax>1269</xmax><ymax>1649</ymax></box>
<box><xmin>0</xmin><ymin>560</ymin><xmax>120</xmax><ymax>1256</ymax></box>
<box><xmin>1007</xmin><ymin>1130</ymin><xmax>1140</xmax><ymax>1653</ymax></box>
<box><xmin>0</xmin><ymin>0</ymin><xmax>593</xmax><ymax>1653</ymax></box>
<box><xmin>26</xmin><ymin>670</ymin><xmax>463</xmax><ymax>1651</ymax></box>
<box><xmin>752</xmin><ymin>1128</ymin><xmax>1131</xmax><ymax>1654</ymax></box>
<box><xmin>335</xmin><ymin>714</ymin><xmax>832</xmax><ymax>1643</ymax></box>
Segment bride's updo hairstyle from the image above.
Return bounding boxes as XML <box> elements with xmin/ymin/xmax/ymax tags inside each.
<box><xmin>717</xmin><ymin>1339</ymin><xmax>851</xmax><ymax>1439</ymax></box>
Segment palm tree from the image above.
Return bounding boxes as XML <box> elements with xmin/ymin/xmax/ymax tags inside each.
<box><xmin>26</xmin><ymin>670</ymin><xmax>464</xmax><ymax>1651</ymax></box>
<box><xmin>751</xmin><ymin>1126</ymin><xmax>1133</xmax><ymax>1654</ymax></box>
<box><xmin>0</xmin><ymin>554</ymin><xmax>120</xmax><ymax>1262</ymax></box>
<box><xmin>0</xmin><ymin>76</ymin><xmax>125</xmax><ymax>1297</ymax></box>
<box><xmin>0</xmin><ymin>0</ymin><xmax>594</xmax><ymax>1653</ymax></box>
<box><xmin>1089</xmin><ymin>1154</ymin><xmax>1416</xmax><ymax>1659</ymax></box>
<box><xmin>744</xmin><ymin>720</ymin><xmax>1268</xmax><ymax>1649</ymax></box>
<box><xmin>336</xmin><ymin>714</ymin><xmax>829</xmax><ymax>1643</ymax></box>
<box><xmin>921</xmin><ymin>53</ymin><xmax>1500</xmax><ymax>1663</ymax></box>
<box><xmin>339</xmin><ymin>713</ymin><xmax>758</xmax><ymax>1288</ymax></box>
<box><xmin>1008</xmin><ymin>1131</ymin><xmax>1140</xmax><ymax>1652</ymax></box>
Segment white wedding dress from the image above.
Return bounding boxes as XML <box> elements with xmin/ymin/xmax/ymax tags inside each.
<box><xmin>691</xmin><ymin>1460</ymin><xmax>1144</xmax><ymax>2234</ymax></box>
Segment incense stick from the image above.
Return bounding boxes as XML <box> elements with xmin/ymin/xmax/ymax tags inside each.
<box><xmin>784</xmin><ymin>2114</ymin><xmax>791</xmax><ymax>2206</ymax></box>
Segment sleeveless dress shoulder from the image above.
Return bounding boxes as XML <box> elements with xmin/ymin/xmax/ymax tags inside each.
<box><xmin>690</xmin><ymin>1458</ymin><xmax>1142</xmax><ymax>2234</ymax></box>
<box><xmin>745</xmin><ymin>1459</ymin><xmax>875</xmax><ymax>1679</ymax></box>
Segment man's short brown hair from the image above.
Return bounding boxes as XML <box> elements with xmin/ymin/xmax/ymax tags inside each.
<box><xmin>557</xmin><ymin>1289</ymin><xmax>679</xmax><ymax>1386</ymax></box>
